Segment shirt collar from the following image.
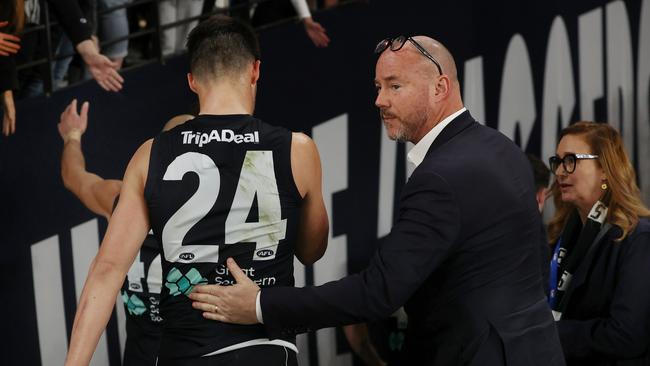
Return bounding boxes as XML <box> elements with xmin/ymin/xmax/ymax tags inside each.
<box><xmin>407</xmin><ymin>107</ymin><xmax>467</xmax><ymax>168</ymax></box>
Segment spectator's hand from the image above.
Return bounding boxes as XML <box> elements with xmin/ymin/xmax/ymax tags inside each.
<box><xmin>58</xmin><ymin>99</ymin><xmax>89</xmax><ymax>142</ymax></box>
<box><xmin>188</xmin><ymin>258</ymin><xmax>260</xmax><ymax>325</ymax></box>
<box><xmin>76</xmin><ymin>40</ymin><xmax>124</xmax><ymax>92</ymax></box>
<box><xmin>303</xmin><ymin>17</ymin><xmax>330</xmax><ymax>48</ymax></box>
<box><xmin>86</xmin><ymin>52</ymin><xmax>123</xmax><ymax>91</ymax></box>
<box><xmin>2</xmin><ymin>90</ymin><xmax>15</xmax><ymax>136</ymax></box>
<box><xmin>0</xmin><ymin>22</ymin><xmax>21</xmax><ymax>56</ymax></box>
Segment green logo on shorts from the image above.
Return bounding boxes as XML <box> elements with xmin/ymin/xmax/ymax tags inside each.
<box><xmin>165</xmin><ymin>267</ymin><xmax>207</xmax><ymax>296</ymax></box>
<box><xmin>121</xmin><ymin>291</ymin><xmax>147</xmax><ymax>316</ymax></box>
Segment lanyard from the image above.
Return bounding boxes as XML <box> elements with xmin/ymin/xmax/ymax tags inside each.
<box><xmin>548</xmin><ymin>238</ymin><xmax>562</xmax><ymax>308</ymax></box>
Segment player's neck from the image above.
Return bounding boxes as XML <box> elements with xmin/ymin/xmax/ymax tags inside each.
<box><xmin>197</xmin><ymin>83</ymin><xmax>255</xmax><ymax>116</ymax></box>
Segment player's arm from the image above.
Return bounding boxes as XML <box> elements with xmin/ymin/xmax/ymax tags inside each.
<box><xmin>58</xmin><ymin>99</ymin><xmax>121</xmax><ymax>220</ymax></box>
<box><xmin>65</xmin><ymin>139</ymin><xmax>152</xmax><ymax>366</ymax></box>
<box><xmin>291</xmin><ymin>132</ymin><xmax>328</xmax><ymax>265</ymax></box>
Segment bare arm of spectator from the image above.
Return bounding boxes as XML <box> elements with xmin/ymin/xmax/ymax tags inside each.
<box><xmin>290</xmin><ymin>0</ymin><xmax>330</xmax><ymax>47</ymax></box>
<box><xmin>0</xmin><ymin>22</ymin><xmax>20</xmax><ymax>56</ymax></box>
<box><xmin>58</xmin><ymin>99</ymin><xmax>122</xmax><ymax>219</ymax></box>
<box><xmin>2</xmin><ymin>90</ymin><xmax>15</xmax><ymax>136</ymax></box>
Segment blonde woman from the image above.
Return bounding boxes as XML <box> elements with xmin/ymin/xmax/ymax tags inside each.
<box><xmin>547</xmin><ymin>121</ymin><xmax>650</xmax><ymax>365</ymax></box>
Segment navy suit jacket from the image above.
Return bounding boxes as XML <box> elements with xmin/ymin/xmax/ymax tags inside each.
<box><xmin>261</xmin><ymin>111</ymin><xmax>565</xmax><ymax>365</ymax></box>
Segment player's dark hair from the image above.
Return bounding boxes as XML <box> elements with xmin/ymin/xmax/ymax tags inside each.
<box><xmin>186</xmin><ymin>15</ymin><xmax>261</xmax><ymax>80</ymax></box>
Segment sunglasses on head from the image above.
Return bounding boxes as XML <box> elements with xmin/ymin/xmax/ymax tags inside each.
<box><xmin>374</xmin><ymin>36</ymin><xmax>443</xmax><ymax>75</ymax></box>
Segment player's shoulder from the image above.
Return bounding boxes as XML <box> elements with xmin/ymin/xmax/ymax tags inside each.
<box><xmin>129</xmin><ymin>138</ymin><xmax>154</xmax><ymax>170</ymax></box>
<box><xmin>290</xmin><ymin>132</ymin><xmax>319</xmax><ymax>165</ymax></box>
<box><xmin>290</xmin><ymin>132</ymin><xmax>317</xmax><ymax>153</ymax></box>
<box><xmin>122</xmin><ymin>138</ymin><xmax>154</xmax><ymax>187</ymax></box>
<box><xmin>291</xmin><ymin>131</ymin><xmax>311</xmax><ymax>143</ymax></box>
<box><xmin>135</xmin><ymin>138</ymin><xmax>154</xmax><ymax>158</ymax></box>
<box><xmin>290</xmin><ymin>131</ymin><xmax>316</xmax><ymax>146</ymax></box>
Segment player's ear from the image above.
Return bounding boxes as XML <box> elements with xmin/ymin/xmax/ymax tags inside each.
<box><xmin>250</xmin><ymin>60</ymin><xmax>261</xmax><ymax>85</ymax></box>
<box><xmin>187</xmin><ymin>73</ymin><xmax>199</xmax><ymax>94</ymax></box>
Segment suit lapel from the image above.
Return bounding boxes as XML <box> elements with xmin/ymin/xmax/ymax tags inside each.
<box><xmin>424</xmin><ymin>110</ymin><xmax>477</xmax><ymax>159</ymax></box>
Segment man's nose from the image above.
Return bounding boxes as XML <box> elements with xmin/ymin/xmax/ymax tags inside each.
<box><xmin>375</xmin><ymin>90</ymin><xmax>388</xmax><ymax>109</ymax></box>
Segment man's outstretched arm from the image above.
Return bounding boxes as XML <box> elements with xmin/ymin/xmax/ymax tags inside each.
<box><xmin>189</xmin><ymin>171</ymin><xmax>461</xmax><ymax>331</ymax></box>
<box><xmin>59</xmin><ymin>99</ymin><xmax>122</xmax><ymax>220</ymax></box>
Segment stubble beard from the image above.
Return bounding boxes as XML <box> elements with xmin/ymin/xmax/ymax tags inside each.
<box><xmin>391</xmin><ymin>124</ymin><xmax>410</xmax><ymax>142</ymax></box>
<box><xmin>382</xmin><ymin>114</ymin><xmax>414</xmax><ymax>143</ymax></box>
<box><xmin>384</xmin><ymin>108</ymin><xmax>429</xmax><ymax>143</ymax></box>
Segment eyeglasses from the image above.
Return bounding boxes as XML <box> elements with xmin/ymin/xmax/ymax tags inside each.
<box><xmin>374</xmin><ymin>36</ymin><xmax>443</xmax><ymax>75</ymax></box>
<box><xmin>549</xmin><ymin>153</ymin><xmax>599</xmax><ymax>174</ymax></box>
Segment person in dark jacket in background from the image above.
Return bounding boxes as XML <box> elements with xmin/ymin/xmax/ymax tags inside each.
<box><xmin>547</xmin><ymin>121</ymin><xmax>650</xmax><ymax>365</ymax></box>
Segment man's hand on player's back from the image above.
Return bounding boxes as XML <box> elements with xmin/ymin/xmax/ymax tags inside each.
<box><xmin>189</xmin><ymin>258</ymin><xmax>260</xmax><ymax>324</ymax></box>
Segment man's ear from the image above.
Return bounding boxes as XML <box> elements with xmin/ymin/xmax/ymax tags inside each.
<box><xmin>433</xmin><ymin>75</ymin><xmax>450</xmax><ymax>101</ymax></box>
<box><xmin>187</xmin><ymin>73</ymin><xmax>199</xmax><ymax>94</ymax></box>
<box><xmin>251</xmin><ymin>60</ymin><xmax>261</xmax><ymax>85</ymax></box>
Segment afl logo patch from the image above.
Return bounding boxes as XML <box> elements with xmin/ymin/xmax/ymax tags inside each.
<box><xmin>255</xmin><ymin>249</ymin><xmax>274</xmax><ymax>258</ymax></box>
<box><xmin>179</xmin><ymin>252</ymin><xmax>195</xmax><ymax>261</ymax></box>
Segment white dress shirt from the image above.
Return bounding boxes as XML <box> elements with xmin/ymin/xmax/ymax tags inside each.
<box><xmin>407</xmin><ymin>107</ymin><xmax>467</xmax><ymax>168</ymax></box>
